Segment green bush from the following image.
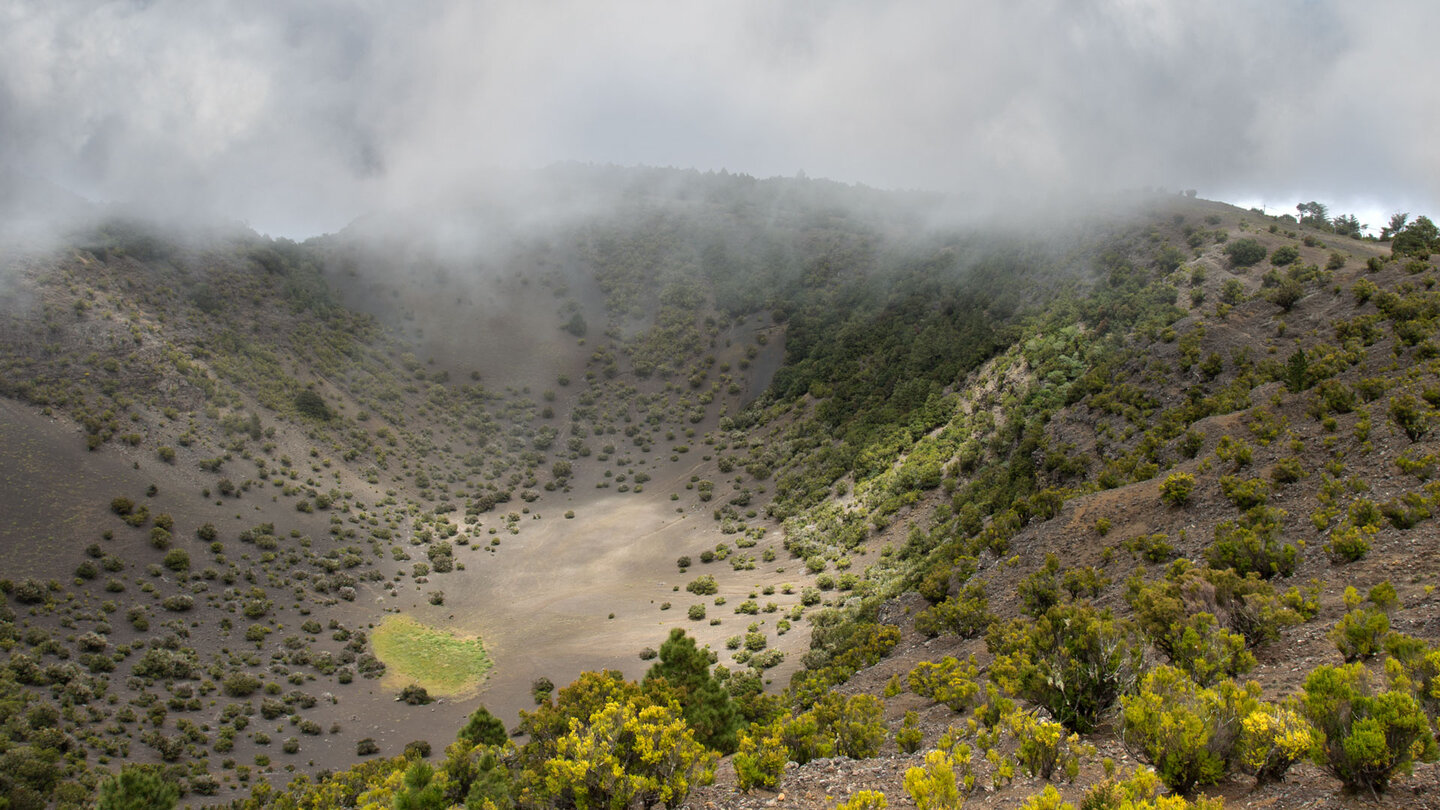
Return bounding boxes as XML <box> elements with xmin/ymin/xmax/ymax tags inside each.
<box><xmin>987</xmin><ymin>603</ymin><xmax>1143</xmax><ymax>733</ymax></box>
<box><xmin>1166</xmin><ymin>612</ymin><xmax>1256</xmax><ymax>686</ymax></box>
<box><xmin>1061</xmin><ymin>566</ymin><xmax>1108</xmax><ymax>601</ymax></box>
<box><xmin>1327</xmin><ymin>523</ymin><xmax>1374</xmax><ymax>562</ymax></box>
<box><xmin>1206</xmin><ymin>506</ymin><xmax>1296</xmax><ymax>579</ymax></box>
<box><xmin>686</xmin><ymin>575</ymin><xmax>718</xmax><ymax>595</ymax></box>
<box><xmin>294</xmin><ymin>389</ymin><xmax>333</xmax><ymax>420</ymax></box>
<box><xmin>1159</xmin><ymin>473</ymin><xmax>1195</xmax><ymax>507</ymax></box>
<box><xmin>904</xmin><ymin>749</ymin><xmax>962</xmax><ymax>810</ymax></box>
<box><xmin>907</xmin><ymin>656</ymin><xmax>980</xmax><ymax>713</ymax></box>
<box><xmin>1009</xmin><ymin>711</ymin><xmax>1090</xmax><ymax>781</ymax></box>
<box><xmin>161</xmin><ymin>549</ymin><xmax>189</xmax><ymax>572</ymax></box>
<box><xmin>1125</xmin><ymin>533</ymin><xmax>1174</xmax><ymax>564</ymax></box>
<box><xmin>914</xmin><ymin>584</ymin><xmax>990</xmax><ymax>638</ymax></box>
<box><xmin>733</xmin><ymin>718</ymin><xmax>786</xmax><ymax>792</ymax></box>
<box><xmin>1266</xmin><ymin>278</ymin><xmax>1305</xmax><ymax>310</ymax></box>
<box><xmin>399</xmin><ymin>684</ymin><xmax>433</xmax><ymax>705</ymax></box>
<box><xmin>1126</xmin><ymin>562</ymin><xmax>1309</xmax><ymax>652</ymax></box>
<box><xmin>1236</xmin><ymin>701</ymin><xmax>1318</xmax><ymax>786</ymax></box>
<box><xmin>1219</xmin><ymin>476</ymin><xmax>1269</xmax><ymax>510</ymax></box>
<box><xmin>1224</xmin><ymin>239</ymin><xmax>1267</xmax><ymax>267</ymax></box>
<box><xmin>1270</xmin><ymin>457</ymin><xmax>1306</xmax><ymax>484</ymax></box>
<box><xmin>1331</xmin><ymin>606</ymin><xmax>1389</xmax><ymax>662</ymax></box>
<box><xmin>1018</xmin><ymin>785</ymin><xmax>1071</xmax><ymax>810</ymax></box>
<box><xmin>835</xmin><ymin>790</ymin><xmax>888</xmax><ymax>810</ymax></box>
<box><xmin>895</xmin><ymin>710</ymin><xmax>923</xmax><ymax>754</ymax></box>
<box><xmin>1018</xmin><ymin>554</ymin><xmax>1062</xmax><ymax>617</ymax></box>
<box><xmin>96</xmin><ymin>765</ymin><xmax>179</xmax><ymax>810</ymax></box>
<box><xmin>222</xmin><ymin>672</ymin><xmax>262</xmax><ymax>698</ymax></box>
<box><xmin>1301</xmin><ymin>661</ymin><xmax>1438</xmax><ymax>795</ymax></box>
<box><xmin>1120</xmin><ymin>666</ymin><xmax>1259</xmax><ymax>793</ymax></box>
<box><xmin>1389</xmin><ymin>394</ymin><xmax>1431</xmax><ymax>442</ymax></box>
<box><xmin>457</xmin><ymin>705</ymin><xmax>508</xmax><ymax>747</ymax></box>
<box><xmin>1080</xmin><ymin>766</ymin><xmax>1222</xmax><ymax>810</ymax></box>
<box><xmin>1269</xmin><ymin>245</ymin><xmax>1300</xmax><ymax>266</ymax></box>
<box><xmin>780</xmin><ymin>692</ymin><xmax>886</xmax><ymax>764</ymax></box>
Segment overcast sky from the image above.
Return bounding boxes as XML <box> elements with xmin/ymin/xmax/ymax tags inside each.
<box><xmin>2</xmin><ymin>0</ymin><xmax>1436</xmax><ymax>238</ymax></box>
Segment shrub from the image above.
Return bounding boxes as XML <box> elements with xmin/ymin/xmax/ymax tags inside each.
<box><xmin>1214</xmin><ymin>435</ymin><xmax>1253</xmax><ymax>468</ymax></box>
<box><xmin>1062</xmin><ymin>567</ymin><xmax>1108</xmax><ymax>601</ymax></box>
<box><xmin>1269</xmin><ymin>245</ymin><xmax>1300</xmax><ymax>266</ymax></box>
<box><xmin>1224</xmin><ymin>239</ymin><xmax>1267</xmax><ymax>267</ymax></box>
<box><xmin>1126</xmin><ymin>533</ymin><xmax>1174</xmax><ymax>563</ymax></box>
<box><xmin>1327</xmin><ymin>523</ymin><xmax>1374</xmax><ymax>562</ymax></box>
<box><xmin>686</xmin><ymin>575</ymin><xmax>718</xmax><ymax>596</ymax></box>
<box><xmin>1018</xmin><ymin>555</ymin><xmax>1062</xmax><ymax>617</ymax></box>
<box><xmin>356</xmin><ymin>737</ymin><xmax>379</xmax><ymax>756</ymax></box>
<box><xmin>294</xmin><ymin>389</ymin><xmax>332</xmax><ymax>420</ymax></box>
<box><xmin>1352</xmin><ymin>277</ymin><xmax>1378</xmax><ymax>303</ymax></box>
<box><xmin>1206</xmin><ymin>506</ymin><xmax>1296</xmax><ymax>579</ymax></box>
<box><xmin>158</xmin><ymin>590</ymin><xmax>199</xmax><ymax>611</ymax></box>
<box><xmin>1018</xmin><ymin>785</ymin><xmax>1072</xmax><ymax>810</ymax></box>
<box><xmin>96</xmin><ymin>766</ymin><xmax>180</xmax><ymax>810</ymax></box>
<box><xmin>1179</xmin><ymin>430</ymin><xmax>1206</xmax><ymax>459</ymax></box>
<box><xmin>1009</xmin><ymin>711</ymin><xmax>1090</xmax><ymax>781</ymax></box>
<box><xmin>687</xmin><ymin>604</ymin><xmax>706</xmax><ymax>621</ymax></box>
<box><xmin>1236</xmin><ymin>701</ymin><xmax>1318</xmax><ymax>785</ymax></box>
<box><xmin>161</xmin><ymin>549</ymin><xmax>189</xmax><ymax>572</ymax></box>
<box><xmin>1219</xmin><ymin>476</ymin><xmax>1269</xmax><ymax>510</ymax></box>
<box><xmin>809</xmin><ymin>692</ymin><xmax>886</xmax><ymax>759</ymax></box>
<box><xmin>987</xmin><ymin>603</ymin><xmax>1143</xmax><ymax>733</ymax></box>
<box><xmin>734</xmin><ymin>718</ymin><xmax>787</xmax><ymax>792</ymax></box>
<box><xmin>1301</xmin><ymin>661</ymin><xmax>1438</xmax><ymax>795</ymax></box>
<box><xmin>1167</xmin><ymin>612</ymin><xmax>1256</xmax><ymax>686</ymax></box>
<box><xmin>223</xmin><ymin>673</ymin><xmax>262</xmax><ymax>698</ymax></box>
<box><xmin>1080</xmin><ymin>766</ymin><xmax>1222</xmax><ymax>810</ymax></box>
<box><xmin>836</xmin><ymin>790</ymin><xmax>888</xmax><ymax>810</ymax></box>
<box><xmin>1271</xmin><ymin>457</ymin><xmax>1306</xmax><ymax>484</ymax></box>
<box><xmin>907</xmin><ymin>656</ymin><xmax>980</xmax><ymax>713</ymax></box>
<box><xmin>10</xmin><ymin>578</ymin><xmax>46</xmax><ymax>604</ymax></box>
<box><xmin>914</xmin><ymin>585</ymin><xmax>991</xmax><ymax>638</ymax></box>
<box><xmin>1389</xmin><ymin>394</ymin><xmax>1431</xmax><ymax>442</ymax></box>
<box><xmin>1127</xmin><ymin>562</ymin><xmax>1308</xmax><ymax>657</ymax></box>
<box><xmin>904</xmin><ymin>749</ymin><xmax>962</xmax><ymax>810</ymax></box>
<box><xmin>783</xmin><ymin>686</ymin><xmax>881</xmax><ymax>760</ymax></box>
<box><xmin>1331</xmin><ymin>607</ymin><xmax>1389</xmax><ymax>662</ymax></box>
<box><xmin>895</xmin><ymin>711</ymin><xmax>923</xmax><ymax>754</ymax></box>
<box><xmin>398</xmin><ymin>684</ymin><xmax>433</xmax><ymax>705</ymax></box>
<box><xmin>1121</xmin><ymin>665</ymin><xmax>1260</xmax><ymax>793</ymax></box>
<box><xmin>1159</xmin><ymin>473</ymin><xmax>1196</xmax><ymax>507</ymax></box>
<box><xmin>1380</xmin><ymin>492</ymin><xmax>1431</xmax><ymax>529</ymax></box>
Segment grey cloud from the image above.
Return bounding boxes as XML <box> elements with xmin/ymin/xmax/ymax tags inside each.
<box><xmin>1</xmin><ymin>0</ymin><xmax>1436</xmax><ymax>237</ymax></box>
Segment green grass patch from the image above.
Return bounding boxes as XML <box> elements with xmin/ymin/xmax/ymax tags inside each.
<box><xmin>370</xmin><ymin>614</ymin><xmax>492</xmax><ymax>695</ymax></box>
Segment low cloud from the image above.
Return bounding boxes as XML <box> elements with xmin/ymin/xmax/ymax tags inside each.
<box><xmin>2</xmin><ymin>1</ymin><xmax>1436</xmax><ymax>237</ymax></box>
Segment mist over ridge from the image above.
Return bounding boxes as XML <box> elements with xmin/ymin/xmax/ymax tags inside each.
<box><xmin>2</xmin><ymin>1</ymin><xmax>1437</xmax><ymax>239</ymax></box>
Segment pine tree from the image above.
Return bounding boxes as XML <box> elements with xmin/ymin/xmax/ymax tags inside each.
<box><xmin>459</xmin><ymin>705</ymin><xmax>509</xmax><ymax>747</ymax></box>
<box><xmin>644</xmin><ymin>629</ymin><xmax>741</xmax><ymax>753</ymax></box>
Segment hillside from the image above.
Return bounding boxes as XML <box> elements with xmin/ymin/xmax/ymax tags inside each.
<box><xmin>1</xmin><ymin>171</ymin><xmax>1439</xmax><ymax>809</ymax></box>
